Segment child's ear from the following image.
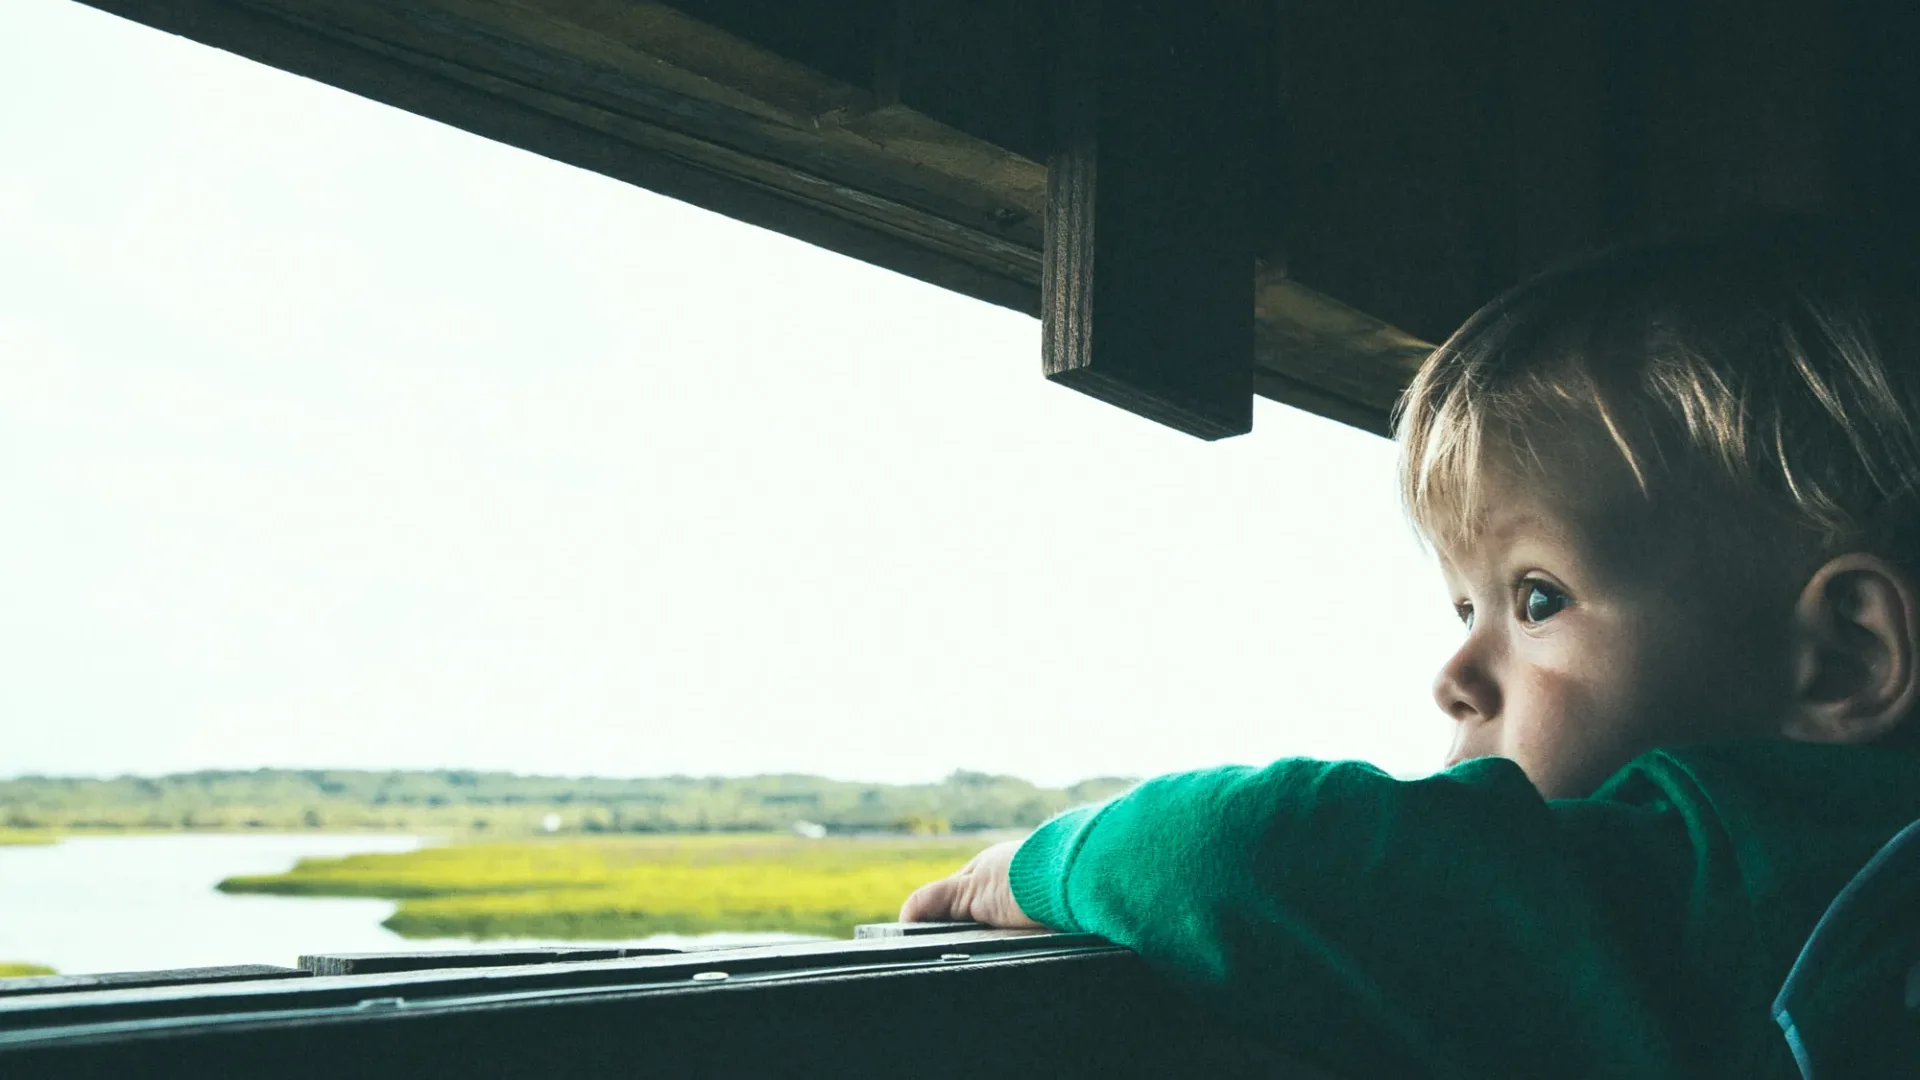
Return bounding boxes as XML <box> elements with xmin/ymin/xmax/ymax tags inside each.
<box><xmin>1783</xmin><ymin>553</ymin><xmax>1920</xmax><ymax>744</ymax></box>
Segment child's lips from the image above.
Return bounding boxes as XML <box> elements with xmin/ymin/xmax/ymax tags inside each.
<box><xmin>1443</xmin><ymin>727</ymin><xmax>1499</xmax><ymax>770</ymax></box>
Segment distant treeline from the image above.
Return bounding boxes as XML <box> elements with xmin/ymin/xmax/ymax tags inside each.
<box><xmin>0</xmin><ymin>769</ymin><xmax>1135</xmax><ymax>836</ymax></box>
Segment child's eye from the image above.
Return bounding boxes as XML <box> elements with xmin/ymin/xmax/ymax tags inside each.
<box><xmin>1520</xmin><ymin>581</ymin><xmax>1570</xmax><ymax>624</ymax></box>
<box><xmin>1454</xmin><ymin>602</ymin><xmax>1474</xmax><ymax>630</ymax></box>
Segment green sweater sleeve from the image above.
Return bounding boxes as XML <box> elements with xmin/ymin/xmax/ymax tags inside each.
<box><xmin>1006</xmin><ymin>756</ymin><xmax>1761</xmax><ymax>1080</ymax></box>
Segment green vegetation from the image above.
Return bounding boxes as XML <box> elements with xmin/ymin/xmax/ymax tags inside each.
<box><xmin>0</xmin><ymin>769</ymin><xmax>1131</xmax><ymax>837</ymax></box>
<box><xmin>7</xmin><ymin>771</ymin><xmax>1134</xmax><ymax>940</ymax></box>
<box><xmin>220</xmin><ymin>834</ymin><xmax>989</xmax><ymax>939</ymax></box>
<box><xmin>0</xmin><ymin>830</ymin><xmax>55</xmax><ymax>845</ymax></box>
<box><xmin>0</xmin><ymin>963</ymin><xmax>55</xmax><ymax>978</ymax></box>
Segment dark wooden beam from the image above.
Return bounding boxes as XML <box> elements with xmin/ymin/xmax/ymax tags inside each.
<box><xmin>1043</xmin><ymin>0</ymin><xmax>1258</xmax><ymax>439</ymax></box>
<box><xmin>1271</xmin><ymin>0</ymin><xmax>1519</xmax><ymax>344</ymax></box>
<box><xmin>75</xmin><ymin>0</ymin><xmax>1049</xmax><ymax>313</ymax></box>
<box><xmin>874</xmin><ymin>0</ymin><xmax>1053</xmax><ymax>164</ymax></box>
<box><xmin>1251</xmin><ymin>270</ymin><xmax>1430</xmax><ymax>437</ymax></box>
<box><xmin>72</xmin><ymin>0</ymin><xmax>1423</xmax><ymax>437</ymax></box>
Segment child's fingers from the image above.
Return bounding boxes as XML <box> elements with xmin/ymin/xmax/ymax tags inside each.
<box><xmin>900</xmin><ymin>842</ymin><xmax>1040</xmax><ymax>929</ymax></box>
<box><xmin>899</xmin><ymin>875</ymin><xmax>961</xmax><ymax>922</ymax></box>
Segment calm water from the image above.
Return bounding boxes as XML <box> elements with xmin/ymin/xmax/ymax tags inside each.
<box><xmin>0</xmin><ymin>834</ymin><xmax>809</xmax><ymax>976</ymax></box>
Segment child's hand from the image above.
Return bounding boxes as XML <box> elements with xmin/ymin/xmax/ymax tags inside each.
<box><xmin>898</xmin><ymin>840</ymin><xmax>1043</xmax><ymax>929</ymax></box>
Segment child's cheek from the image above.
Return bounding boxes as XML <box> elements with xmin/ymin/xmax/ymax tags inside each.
<box><xmin>1501</xmin><ymin>642</ymin><xmax>1651</xmax><ymax>794</ymax></box>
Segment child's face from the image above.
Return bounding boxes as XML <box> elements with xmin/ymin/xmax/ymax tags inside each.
<box><xmin>1430</xmin><ymin>458</ymin><xmax>1796</xmax><ymax>798</ymax></box>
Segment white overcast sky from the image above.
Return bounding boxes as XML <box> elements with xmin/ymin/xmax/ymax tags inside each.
<box><xmin>0</xmin><ymin>0</ymin><xmax>1462</xmax><ymax>786</ymax></box>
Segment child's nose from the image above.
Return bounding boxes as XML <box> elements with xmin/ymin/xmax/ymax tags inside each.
<box><xmin>1433</xmin><ymin>645</ymin><xmax>1500</xmax><ymax>723</ymax></box>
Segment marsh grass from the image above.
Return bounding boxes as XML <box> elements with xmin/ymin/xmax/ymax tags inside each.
<box><xmin>219</xmin><ymin>834</ymin><xmax>988</xmax><ymax>939</ymax></box>
<box><xmin>0</xmin><ymin>830</ymin><xmax>56</xmax><ymax>846</ymax></box>
<box><xmin>0</xmin><ymin>963</ymin><xmax>55</xmax><ymax>977</ymax></box>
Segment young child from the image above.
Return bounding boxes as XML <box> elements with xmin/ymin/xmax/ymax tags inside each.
<box><xmin>902</xmin><ymin>217</ymin><xmax>1920</xmax><ymax>1079</ymax></box>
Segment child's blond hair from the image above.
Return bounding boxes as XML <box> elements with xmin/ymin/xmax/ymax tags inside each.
<box><xmin>1396</xmin><ymin>217</ymin><xmax>1920</xmax><ymax>566</ymax></box>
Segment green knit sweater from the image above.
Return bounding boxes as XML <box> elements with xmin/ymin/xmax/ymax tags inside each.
<box><xmin>1008</xmin><ymin>740</ymin><xmax>1920</xmax><ymax>1079</ymax></box>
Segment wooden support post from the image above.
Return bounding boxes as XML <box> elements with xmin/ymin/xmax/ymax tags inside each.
<box><xmin>1043</xmin><ymin>0</ymin><xmax>1257</xmax><ymax>440</ymax></box>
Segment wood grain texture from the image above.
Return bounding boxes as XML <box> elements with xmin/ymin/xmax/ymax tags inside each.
<box><xmin>60</xmin><ymin>0</ymin><xmax>1920</xmax><ymax>438</ymax></box>
<box><xmin>877</xmin><ymin>0</ymin><xmax>1054</xmax><ymax>164</ymax></box>
<box><xmin>1252</xmin><ymin>271</ymin><xmax>1432</xmax><ymax>436</ymax></box>
<box><xmin>73</xmin><ymin>0</ymin><xmax>1422</xmax><ymax>436</ymax></box>
<box><xmin>77</xmin><ymin>0</ymin><xmax>1047</xmax><ymax>311</ymax></box>
<box><xmin>1042</xmin><ymin>0</ymin><xmax>1256</xmax><ymax>439</ymax></box>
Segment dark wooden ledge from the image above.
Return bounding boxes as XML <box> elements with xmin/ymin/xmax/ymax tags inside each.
<box><xmin>0</xmin><ymin>929</ymin><xmax>1341</xmax><ymax>1078</ymax></box>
